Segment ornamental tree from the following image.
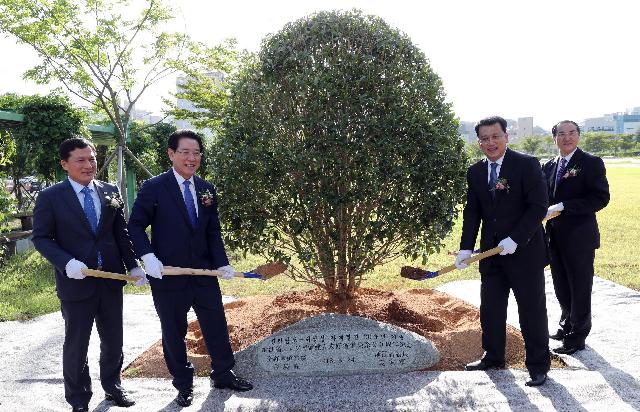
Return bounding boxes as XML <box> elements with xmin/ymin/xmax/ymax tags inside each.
<box><xmin>212</xmin><ymin>10</ymin><xmax>467</xmax><ymax>300</ymax></box>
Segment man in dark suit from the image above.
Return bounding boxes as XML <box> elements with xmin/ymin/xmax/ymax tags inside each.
<box><xmin>455</xmin><ymin>116</ymin><xmax>551</xmax><ymax>386</ymax></box>
<box><xmin>128</xmin><ymin>129</ymin><xmax>253</xmax><ymax>407</ymax></box>
<box><xmin>32</xmin><ymin>137</ymin><xmax>144</xmax><ymax>411</ymax></box>
<box><xmin>542</xmin><ymin>120</ymin><xmax>609</xmax><ymax>355</ymax></box>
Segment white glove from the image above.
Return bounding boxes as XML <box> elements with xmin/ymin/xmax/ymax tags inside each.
<box><xmin>141</xmin><ymin>253</ymin><xmax>163</xmax><ymax>279</ymax></box>
<box><xmin>498</xmin><ymin>237</ymin><xmax>518</xmax><ymax>255</ymax></box>
<box><xmin>217</xmin><ymin>264</ymin><xmax>235</xmax><ymax>280</ymax></box>
<box><xmin>130</xmin><ymin>266</ymin><xmax>148</xmax><ymax>286</ymax></box>
<box><xmin>454</xmin><ymin>250</ymin><xmax>472</xmax><ymax>269</ymax></box>
<box><xmin>65</xmin><ymin>259</ymin><xmax>87</xmax><ymax>279</ymax></box>
<box><xmin>546</xmin><ymin>203</ymin><xmax>564</xmax><ymax>218</ymax></box>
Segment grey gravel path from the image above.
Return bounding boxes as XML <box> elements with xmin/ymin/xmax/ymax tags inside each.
<box><xmin>1</xmin><ymin>272</ymin><xmax>639</xmax><ymax>411</ymax></box>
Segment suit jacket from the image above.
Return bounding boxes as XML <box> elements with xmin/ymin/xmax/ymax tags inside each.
<box><xmin>32</xmin><ymin>180</ymin><xmax>138</xmax><ymax>301</ymax></box>
<box><xmin>127</xmin><ymin>170</ymin><xmax>229</xmax><ymax>290</ymax></box>
<box><xmin>542</xmin><ymin>147</ymin><xmax>609</xmax><ymax>252</ymax></box>
<box><xmin>460</xmin><ymin>148</ymin><xmax>549</xmax><ymax>274</ymax></box>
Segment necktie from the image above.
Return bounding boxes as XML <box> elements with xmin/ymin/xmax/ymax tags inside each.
<box><xmin>183</xmin><ymin>180</ymin><xmax>198</xmax><ymax>228</ymax></box>
<box><xmin>555</xmin><ymin>158</ymin><xmax>568</xmax><ymax>191</ymax></box>
<box><xmin>489</xmin><ymin>162</ymin><xmax>498</xmax><ymax>199</ymax></box>
<box><xmin>81</xmin><ymin>186</ymin><xmax>102</xmax><ymax>266</ymax></box>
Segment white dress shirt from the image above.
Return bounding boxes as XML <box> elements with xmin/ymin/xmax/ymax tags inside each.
<box><xmin>172</xmin><ymin>168</ymin><xmax>199</xmax><ymax>217</ymax></box>
<box><xmin>68</xmin><ymin>177</ymin><xmax>101</xmax><ymax>223</ymax></box>
<box><xmin>486</xmin><ymin>153</ymin><xmax>505</xmax><ymax>183</ymax></box>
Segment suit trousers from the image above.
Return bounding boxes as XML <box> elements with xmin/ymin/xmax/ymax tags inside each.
<box><xmin>480</xmin><ymin>264</ymin><xmax>550</xmax><ymax>375</ymax></box>
<box><xmin>549</xmin><ymin>247</ymin><xmax>595</xmax><ymax>346</ymax></box>
<box><xmin>60</xmin><ymin>283</ymin><xmax>124</xmax><ymax>408</ymax></box>
<box><xmin>151</xmin><ymin>279</ymin><xmax>235</xmax><ymax>391</ymax></box>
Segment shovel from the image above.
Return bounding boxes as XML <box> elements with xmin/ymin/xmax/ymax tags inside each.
<box><xmin>401</xmin><ymin>210</ymin><xmax>561</xmax><ymax>281</ymax></box>
<box><xmin>82</xmin><ymin>261</ymin><xmax>287</xmax><ymax>282</ymax></box>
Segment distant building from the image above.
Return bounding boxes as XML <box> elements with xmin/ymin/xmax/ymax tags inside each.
<box><xmin>458</xmin><ymin>121</ymin><xmax>477</xmax><ymax>142</ymax></box>
<box><xmin>583</xmin><ymin>115</ymin><xmax>616</xmax><ymax>132</ymax></box>
<box><xmin>583</xmin><ymin>109</ymin><xmax>640</xmax><ymax>134</ymax></box>
<box><xmin>517</xmin><ymin>117</ymin><xmax>534</xmax><ymax>138</ymax></box>
<box><xmin>613</xmin><ymin>113</ymin><xmax>640</xmax><ymax>134</ymax></box>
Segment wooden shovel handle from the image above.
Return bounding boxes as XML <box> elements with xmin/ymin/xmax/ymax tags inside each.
<box><xmin>439</xmin><ymin>210</ymin><xmax>560</xmax><ymax>276</ymax></box>
<box><xmin>438</xmin><ymin>247</ymin><xmax>504</xmax><ymax>276</ymax></box>
<box><xmin>82</xmin><ymin>268</ymin><xmax>139</xmax><ymax>282</ymax></box>
<box><xmin>163</xmin><ymin>266</ymin><xmax>229</xmax><ymax>277</ymax></box>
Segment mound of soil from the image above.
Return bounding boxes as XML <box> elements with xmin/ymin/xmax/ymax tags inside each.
<box><xmin>125</xmin><ymin>288</ymin><xmax>562</xmax><ymax>377</ymax></box>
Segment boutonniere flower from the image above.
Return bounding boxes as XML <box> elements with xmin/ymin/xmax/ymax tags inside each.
<box><xmin>199</xmin><ymin>189</ymin><xmax>214</xmax><ymax>207</ymax></box>
<box><xmin>563</xmin><ymin>167</ymin><xmax>580</xmax><ymax>179</ymax></box>
<box><xmin>491</xmin><ymin>178</ymin><xmax>510</xmax><ymax>193</ymax></box>
<box><xmin>104</xmin><ymin>193</ymin><xmax>124</xmax><ymax>209</ymax></box>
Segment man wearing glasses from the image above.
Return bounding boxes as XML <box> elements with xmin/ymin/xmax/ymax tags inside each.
<box><xmin>543</xmin><ymin>121</ymin><xmax>609</xmax><ymax>355</ymax></box>
<box><xmin>455</xmin><ymin>116</ymin><xmax>551</xmax><ymax>386</ymax></box>
<box><xmin>128</xmin><ymin>129</ymin><xmax>253</xmax><ymax>407</ymax></box>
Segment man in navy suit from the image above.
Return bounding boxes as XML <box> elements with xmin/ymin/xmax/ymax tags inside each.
<box><xmin>455</xmin><ymin>116</ymin><xmax>551</xmax><ymax>386</ymax></box>
<box><xmin>128</xmin><ymin>129</ymin><xmax>253</xmax><ymax>407</ymax></box>
<box><xmin>32</xmin><ymin>137</ymin><xmax>144</xmax><ymax>411</ymax></box>
<box><xmin>542</xmin><ymin>120</ymin><xmax>609</xmax><ymax>355</ymax></box>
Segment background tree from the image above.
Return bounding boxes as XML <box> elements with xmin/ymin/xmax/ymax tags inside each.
<box><xmin>514</xmin><ymin>135</ymin><xmax>544</xmax><ymax>157</ymax></box>
<box><xmin>0</xmin><ymin>92</ymin><xmax>86</xmax><ymax>210</ymax></box>
<box><xmin>126</xmin><ymin>121</ymin><xmax>176</xmax><ymax>186</ymax></box>
<box><xmin>0</xmin><ymin>0</ymin><xmax>188</xmax><ymax>214</ymax></box>
<box><xmin>209</xmin><ymin>10</ymin><xmax>467</xmax><ymax>300</ymax></box>
<box><xmin>582</xmin><ymin>132</ymin><xmax>613</xmax><ymax>155</ymax></box>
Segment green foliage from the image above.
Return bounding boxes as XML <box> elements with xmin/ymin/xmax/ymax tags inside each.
<box><xmin>126</xmin><ymin>121</ymin><xmax>176</xmax><ymax>185</ymax></box>
<box><xmin>0</xmin><ymin>92</ymin><xmax>86</xmax><ymax>210</ymax></box>
<box><xmin>515</xmin><ymin>136</ymin><xmax>543</xmax><ymax>157</ymax></box>
<box><xmin>167</xmin><ymin>39</ymin><xmax>246</xmax><ymax>133</ymax></box>
<box><xmin>214</xmin><ymin>10</ymin><xmax>467</xmax><ymax>299</ymax></box>
<box><xmin>0</xmin><ymin>249</ymin><xmax>57</xmax><ymax>321</ymax></box>
<box><xmin>0</xmin><ymin>0</ymin><xmax>194</xmax><ymax>205</ymax></box>
<box><xmin>0</xmin><ymin>0</ymin><xmax>184</xmax><ymax>139</ymax></box>
<box><xmin>465</xmin><ymin>141</ymin><xmax>484</xmax><ymax>164</ymax></box>
<box><xmin>582</xmin><ymin>132</ymin><xmax>614</xmax><ymax>154</ymax></box>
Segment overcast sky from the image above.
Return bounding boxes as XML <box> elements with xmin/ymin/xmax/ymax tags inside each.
<box><xmin>1</xmin><ymin>0</ymin><xmax>638</xmax><ymax>128</ymax></box>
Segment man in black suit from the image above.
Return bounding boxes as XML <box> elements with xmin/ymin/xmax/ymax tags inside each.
<box><xmin>128</xmin><ymin>129</ymin><xmax>253</xmax><ymax>407</ymax></box>
<box><xmin>542</xmin><ymin>120</ymin><xmax>609</xmax><ymax>355</ymax></box>
<box><xmin>32</xmin><ymin>137</ymin><xmax>144</xmax><ymax>411</ymax></box>
<box><xmin>455</xmin><ymin>116</ymin><xmax>551</xmax><ymax>386</ymax></box>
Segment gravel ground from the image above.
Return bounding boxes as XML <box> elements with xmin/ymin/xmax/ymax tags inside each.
<box><xmin>1</xmin><ymin>271</ymin><xmax>639</xmax><ymax>411</ymax></box>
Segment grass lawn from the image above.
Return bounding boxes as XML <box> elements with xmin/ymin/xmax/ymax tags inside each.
<box><xmin>1</xmin><ymin>165</ymin><xmax>637</xmax><ymax>321</ymax></box>
<box><xmin>0</xmin><ymin>249</ymin><xmax>59</xmax><ymax>321</ymax></box>
<box><xmin>593</xmin><ymin>166</ymin><xmax>640</xmax><ymax>290</ymax></box>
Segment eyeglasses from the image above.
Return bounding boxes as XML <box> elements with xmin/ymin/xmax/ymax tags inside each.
<box><xmin>478</xmin><ymin>134</ymin><xmax>505</xmax><ymax>145</ymax></box>
<box><xmin>174</xmin><ymin>150</ymin><xmax>202</xmax><ymax>158</ymax></box>
<box><xmin>557</xmin><ymin>130</ymin><xmax>579</xmax><ymax>138</ymax></box>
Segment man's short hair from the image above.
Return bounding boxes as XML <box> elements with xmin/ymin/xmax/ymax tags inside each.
<box><xmin>168</xmin><ymin>129</ymin><xmax>204</xmax><ymax>152</ymax></box>
<box><xmin>475</xmin><ymin>116</ymin><xmax>508</xmax><ymax>136</ymax></box>
<box><xmin>59</xmin><ymin>137</ymin><xmax>95</xmax><ymax>161</ymax></box>
<box><xmin>552</xmin><ymin>120</ymin><xmax>581</xmax><ymax>137</ymax></box>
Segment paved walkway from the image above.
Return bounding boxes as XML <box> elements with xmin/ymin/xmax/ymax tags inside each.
<box><xmin>1</xmin><ymin>272</ymin><xmax>639</xmax><ymax>411</ymax></box>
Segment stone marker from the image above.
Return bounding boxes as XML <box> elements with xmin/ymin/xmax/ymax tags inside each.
<box><xmin>234</xmin><ymin>313</ymin><xmax>440</xmax><ymax>377</ymax></box>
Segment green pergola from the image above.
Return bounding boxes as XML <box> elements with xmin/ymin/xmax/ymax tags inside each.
<box><xmin>0</xmin><ymin>110</ymin><xmax>137</xmax><ymax>207</ymax></box>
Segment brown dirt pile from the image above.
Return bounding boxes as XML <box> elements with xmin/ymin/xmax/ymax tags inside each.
<box><xmin>125</xmin><ymin>288</ymin><xmax>562</xmax><ymax>377</ymax></box>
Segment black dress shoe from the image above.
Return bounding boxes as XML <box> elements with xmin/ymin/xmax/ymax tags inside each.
<box><xmin>105</xmin><ymin>390</ymin><xmax>135</xmax><ymax>407</ymax></box>
<box><xmin>549</xmin><ymin>330</ymin><xmax>566</xmax><ymax>340</ymax></box>
<box><xmin>175</xmin><ymin>387</ymin><xmax>194</xmax><ymax>407</ymax></box>
<box><xmin>464</xmin><ymin>358</ymin><xmax>505</xmax><ymax>371</ymax></box>
<box><xmin>71</xmin><ymin>407</ymin><xmax>88</xmax><ymax>412</ymax></box>
<box><xmin>213</xmin><ymin>375</ymin><xmax>254</xmax><ymax>391</ymax></box>
<box><xmin>553</xmin><ymin>344</ymin><xmax>585</xmax><ymax>355</ymax></box>
<box><xmin>525</xmin><ymin>373</ymin><xmax>547</xmax><ymax>387</ymax></box>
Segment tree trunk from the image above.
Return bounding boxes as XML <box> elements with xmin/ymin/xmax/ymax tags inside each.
<box><xmin>96</xmin><ymin>145</ymin><xmax>109</xmax><ymax>181</ymax></box>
